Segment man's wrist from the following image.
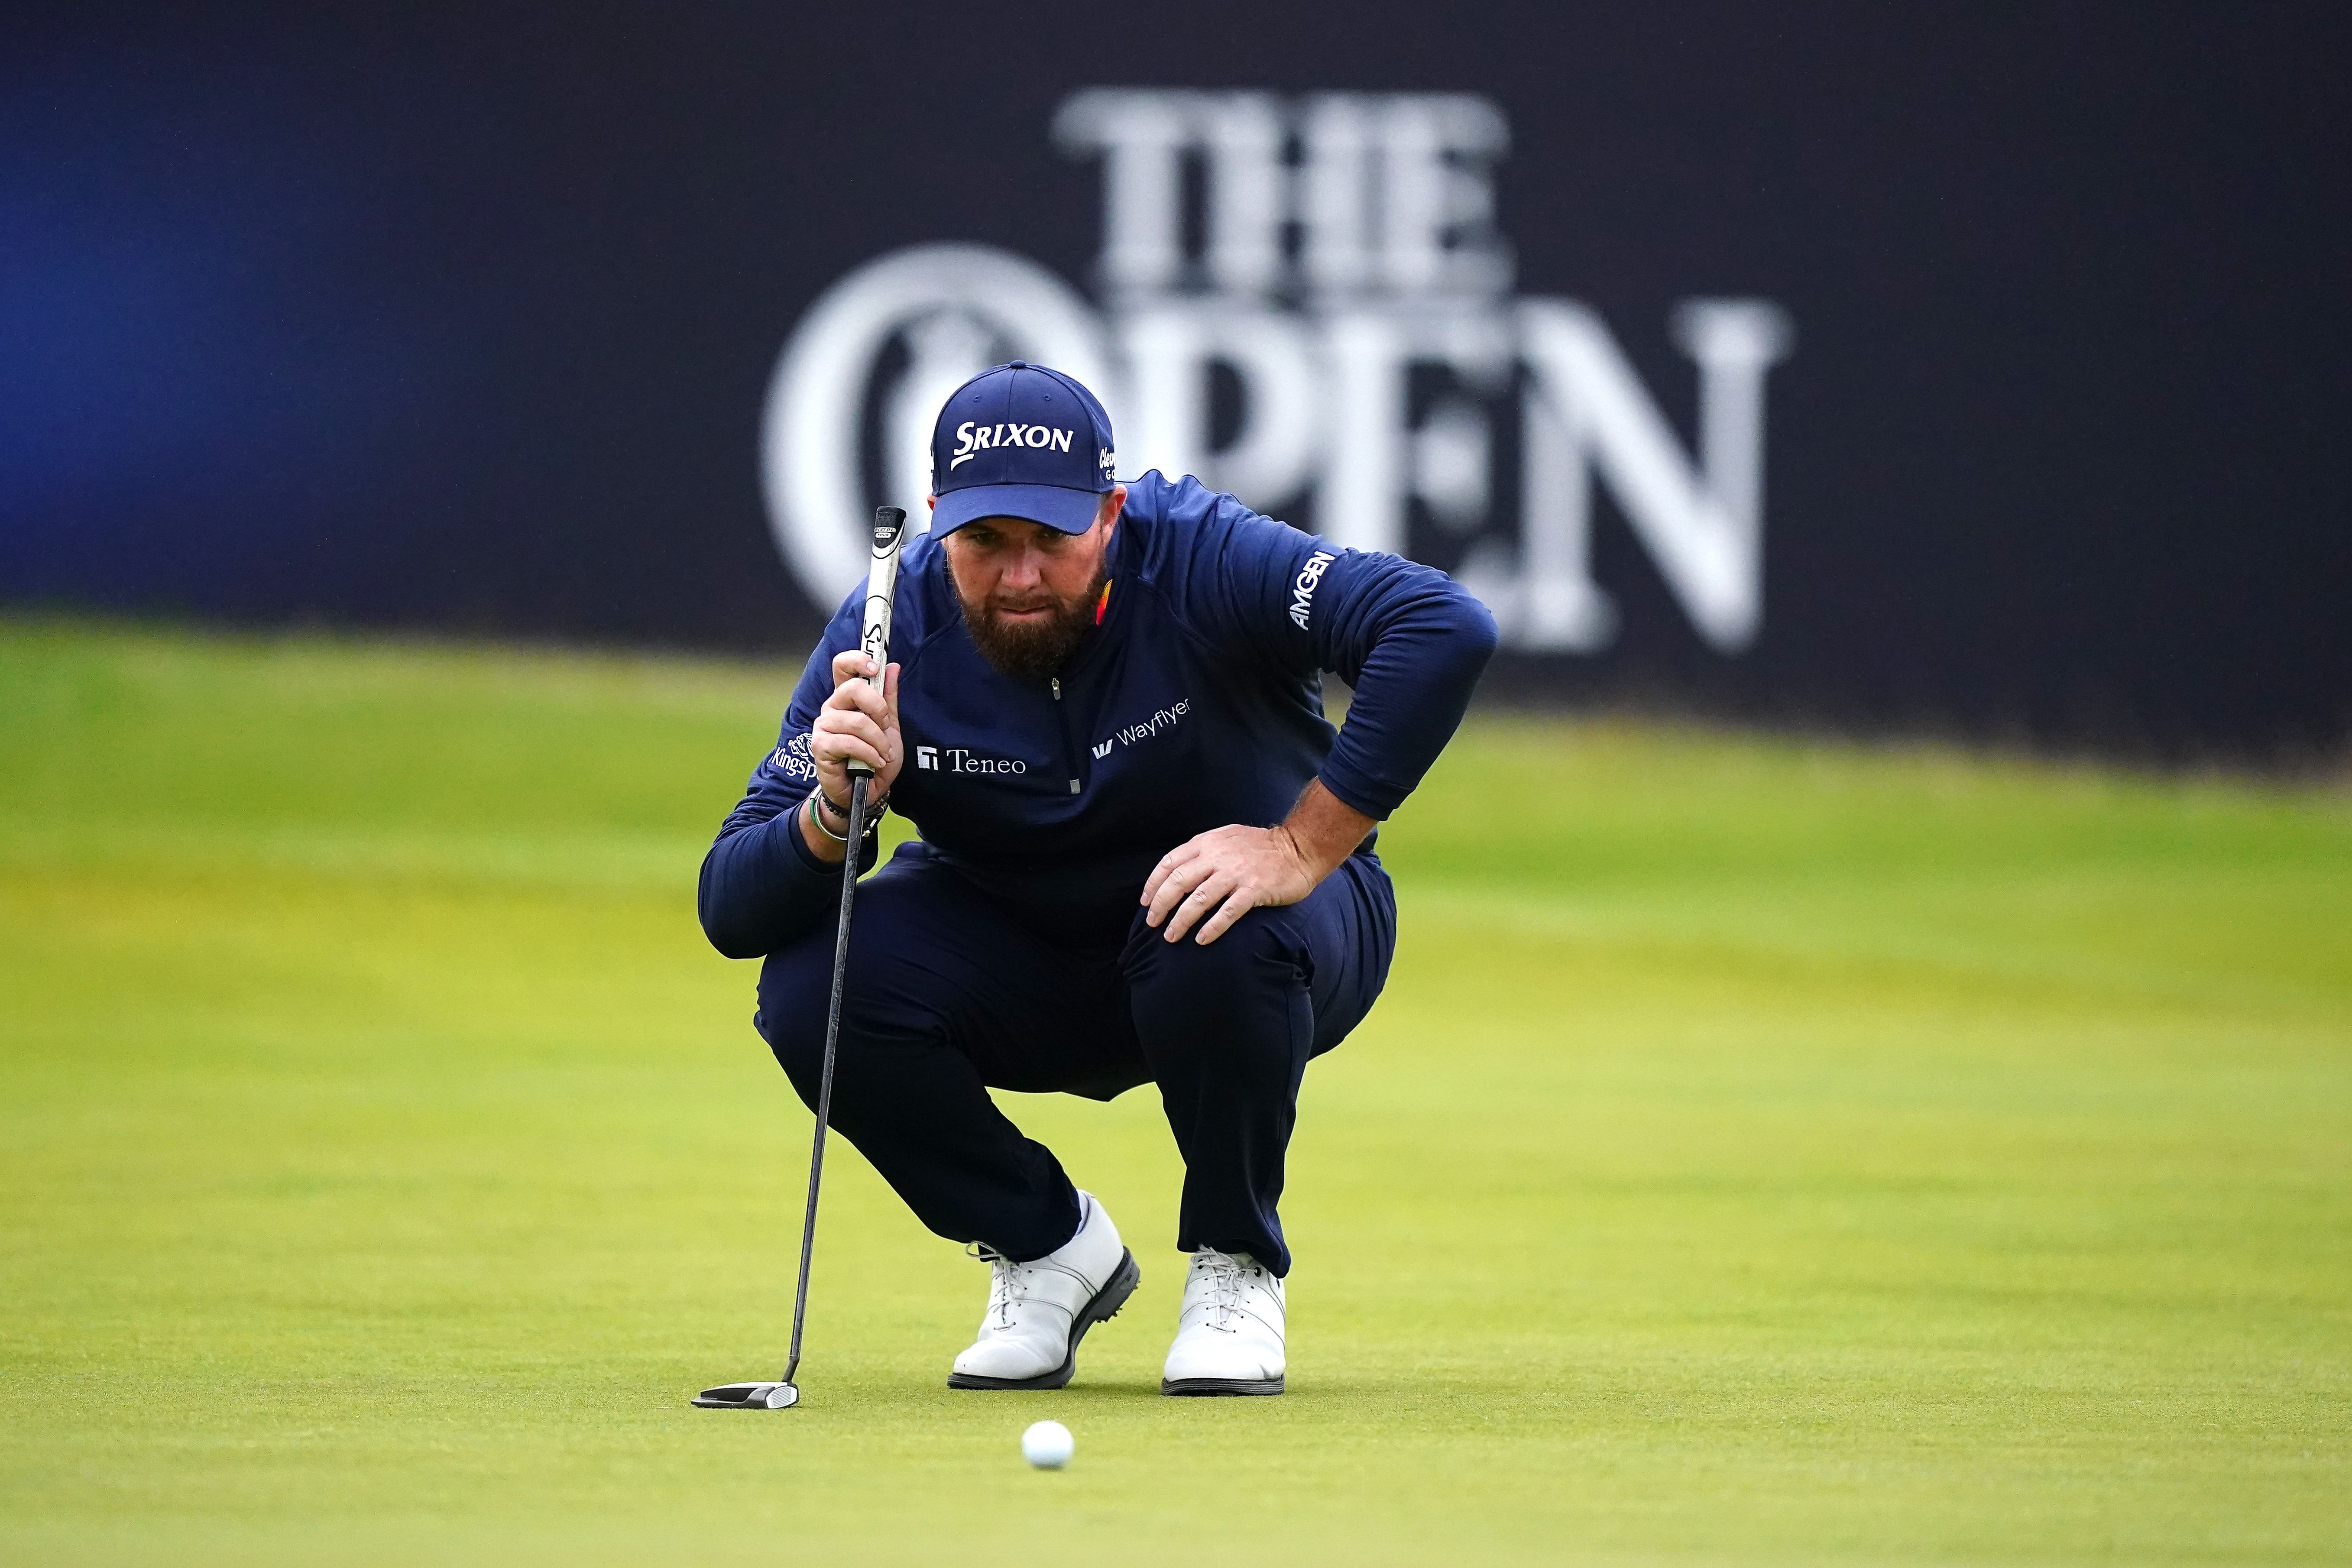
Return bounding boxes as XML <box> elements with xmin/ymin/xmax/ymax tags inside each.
<box><xmin>1273</xmin><ymin>820</ymin><xmax>1335</xmax><ymax>886</ymax></box>
<box><xmin>1275</xmin><ymin>779</ymin><xmax>1377</xmax><ymax>882</ymax></box>
<box><xmin>1274</xmin><ymin>822</ymin><xmax>1314</xmax><ymax>875</ymax></box>
<box><xmin>807</xmin><ymin>785</ymin><xmax>886</xmax><ymax>842</ymax></box>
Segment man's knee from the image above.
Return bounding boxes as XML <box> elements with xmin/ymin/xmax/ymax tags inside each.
<box><xmin>758</xmin><ymin>919</ymin><xmax>955</xmax><ymax>1093</ymax></box>
<box><xmin>1128</xmin><ymin>901</ymin><xmax>1299</xmax><ymax>981</ymax></box>
<box><xmin>1125</xmin><ymin>907</ymin><xmax>1308</xmax><ymax>1046</ymax></box>
<box><xmin>755</xmin><ymin>937</ymin><xmax>837</xmax><ymax>1091</ymax></box>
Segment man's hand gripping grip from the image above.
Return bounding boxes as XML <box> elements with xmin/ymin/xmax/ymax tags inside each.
<box><xmin>846</xmin><ymin>506</ymin><xmax>907</xmax><ymax>781</ymax></box>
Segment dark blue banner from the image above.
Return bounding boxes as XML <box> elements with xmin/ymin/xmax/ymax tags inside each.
<box><xmin>4</xmin><ymin>4</ymin><xmax>2347</xmax><ymax>759</ymax></box>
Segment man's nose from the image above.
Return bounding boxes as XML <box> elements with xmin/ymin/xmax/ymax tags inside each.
<box><xmin>1000</xmin><ymin>546</ymin><xmax>1046</xmax><ymax>587</ymax></box>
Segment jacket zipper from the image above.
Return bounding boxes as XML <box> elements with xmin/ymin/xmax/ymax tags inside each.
<box><xmin>1051</xmin><ymin>677</ymin><xmax>1080</xmax><ymax>795</ymax></box>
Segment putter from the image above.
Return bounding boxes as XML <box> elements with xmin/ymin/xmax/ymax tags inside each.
<box><xmin>695</xmin><ymin>504</ymin><xmax>907</xmax><ymax>1411</ymax></box>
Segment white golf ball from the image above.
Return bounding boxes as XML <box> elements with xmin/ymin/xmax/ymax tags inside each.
<box><xmin>1020</xmin><ymin>1419</ymin><xmax>1073</xmax><ymax>1470</ymax></box>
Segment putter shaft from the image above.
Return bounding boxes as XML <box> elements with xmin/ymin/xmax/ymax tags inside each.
<box><xmin>782</xmin><ymin>769</ymin><xmax>867</xmax><ymax>1387</ymax></box>
<box><xmin>706</xmin><ymin>505</ymin><xmax>902</xmax><ymax>1409</ymax></box>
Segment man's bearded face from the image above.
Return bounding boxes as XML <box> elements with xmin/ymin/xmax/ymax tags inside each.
<box><xmin>941</xmin><ymin>510</ymin><xmax>1113</xmax><ymax>682</ymax></box>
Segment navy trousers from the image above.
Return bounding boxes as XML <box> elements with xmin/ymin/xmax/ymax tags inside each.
<box><xmin>754</xmin><ymin>840</ymin><xmax>1396</xmax><ymax>1276</ymax></box>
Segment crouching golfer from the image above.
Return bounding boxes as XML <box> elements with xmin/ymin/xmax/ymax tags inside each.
<box><xmin>699</xmin><ymin>361</ymin><xmax>1495</xmax><ymax>1395</ymax></box>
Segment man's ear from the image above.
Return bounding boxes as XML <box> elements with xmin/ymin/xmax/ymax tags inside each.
<box><xmin>1100</xmin><ymin>485</ymin><xmax>1126</xmax><ymax>535</ymax></box>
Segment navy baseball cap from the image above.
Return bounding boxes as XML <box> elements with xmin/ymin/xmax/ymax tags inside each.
<box><xmin>930</xmin><ymin>361</ymin><xmax>1117</xmax><ymax>536</ymax></box>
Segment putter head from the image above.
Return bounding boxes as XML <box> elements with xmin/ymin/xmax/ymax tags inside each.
<box><xmin>691</xmin><ymin>1380</ymin><xmax>799</xmax><ymax>1409</ymax></box>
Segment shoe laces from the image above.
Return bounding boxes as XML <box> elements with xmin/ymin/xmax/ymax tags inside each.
<box><xmin>969</xmin><ymin>1243</ymin><xmax>1027</xmax><ymax>1331</ymax></box>
<box><xmin>1192</xmin><ymin>1249</ymin><xmax>1251</xmax><ymax>1333</ymax></box>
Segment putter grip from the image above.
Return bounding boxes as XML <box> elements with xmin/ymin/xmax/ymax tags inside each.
<box><xmin>846</xmin><ymin>505</ymin><xmax>907</xmax><ymax>780</ymax></box>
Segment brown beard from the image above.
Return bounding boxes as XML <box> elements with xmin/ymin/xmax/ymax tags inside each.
<box><xmin>951</xmin><ymin>559</ymin><xmax>1108</xmax><ymax>682</ymax></box>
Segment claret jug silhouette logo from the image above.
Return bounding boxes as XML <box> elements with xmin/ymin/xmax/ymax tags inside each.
<box><xmin>762</xmin><ymin>89</ymin><xmax>1792</xmax><ymax>654</ymax></box>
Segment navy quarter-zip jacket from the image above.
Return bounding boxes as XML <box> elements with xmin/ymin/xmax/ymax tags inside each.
<box><xmin>698</xmin><ymin>470</ymin><xmax>1498</xmax><ymax>959</ymax></box>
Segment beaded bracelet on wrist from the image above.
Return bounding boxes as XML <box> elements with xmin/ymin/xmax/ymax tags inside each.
<box><xmin>805</xmin><ymin>788</ymin><xmax>886</xmax><ymax>843</ymax></box>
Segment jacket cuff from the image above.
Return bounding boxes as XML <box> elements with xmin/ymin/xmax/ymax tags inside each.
<box><xmin>1315</xmin><ymin>759</ymin><xmax>1398</xmax><ymax>822</ymax></box>
<box><xmin>781</xmin><ymin>794</ymin><xmax>883</xmax><ymax>878</ymax></box>
<box><xmin>781</xmin><ymin>797</ymin><xmax>833</xmax><ymax>877</ymax></box>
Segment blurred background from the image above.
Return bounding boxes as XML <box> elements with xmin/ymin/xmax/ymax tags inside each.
<box><xmin>5</xmin><ymin>1</ymin><xmax>2346</xmax><ymax>758</ymax></box>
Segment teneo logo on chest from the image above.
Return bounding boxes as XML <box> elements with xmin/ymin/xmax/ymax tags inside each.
<box><xmin>1288</xmin><ymin>551</ymin><xmax>1335</xmax><ymax>629</ymax></box>
<box><xmin>949</xmin><ymin>421</ymin><xmax>1076</xmax><ymax>470</ymax></box>
<box><xmin>918</xmin><ymin>744</ymin><xmax>1030</xmax><ymax>776</ymax></box>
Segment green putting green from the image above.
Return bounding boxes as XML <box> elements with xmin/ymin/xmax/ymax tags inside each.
<box><xmin>3</xmin><ymin>618</ymin><xmax>2346</xmax><ymax>1566</ymax></box>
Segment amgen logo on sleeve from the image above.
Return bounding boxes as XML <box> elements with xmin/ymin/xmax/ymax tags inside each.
<box><xmin>761</xmin><ymin>89</ymin><xmax>1792</xmax><ymax>655</ymax></box>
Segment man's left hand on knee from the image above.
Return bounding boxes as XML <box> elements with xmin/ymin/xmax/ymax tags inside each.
<box><xmin>1142</xmin><ymin>779</ymin><xmax>1378</xmax><ymax>945</ymax></box>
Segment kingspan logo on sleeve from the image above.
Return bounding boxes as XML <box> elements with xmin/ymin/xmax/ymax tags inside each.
<box><xmin>766</xmin><ymin>732</ymin><xmax>819</xmax><ymax>782</ymax></box>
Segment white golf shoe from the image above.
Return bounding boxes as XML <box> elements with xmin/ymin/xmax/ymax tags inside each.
<box><xmin>1161</xmin><ymin>1247</ymin><xmax>1286</xmax><ymax>1396</ymax></box>
<box><xmin>947</xmin><ymin>1191</ymin><xmax>1139</xmax><ymax>1390</ymax></box>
